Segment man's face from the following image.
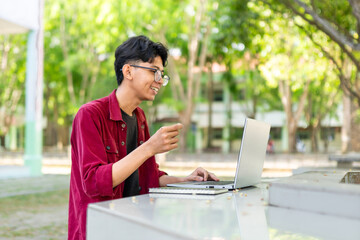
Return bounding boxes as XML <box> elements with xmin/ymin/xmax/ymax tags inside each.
<box><xmin>130</xmin><ymin>56</ymin><xmax>165</xmax><ymax>101</ymax></box>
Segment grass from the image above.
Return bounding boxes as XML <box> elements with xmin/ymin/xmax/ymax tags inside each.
<box><xmin>0</xmin><ymin>188</ymin><xmax>69</xmax><ymax>239</ymax></box>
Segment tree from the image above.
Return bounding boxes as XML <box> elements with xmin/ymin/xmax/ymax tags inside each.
<box><xmin>304</xmin><ymin>72</ymin><xmax>340</xmax><ymax>153</ymax></box>
<box><xmin>277</xmin><ymin>0</ymin><xmax>360</xmax><ymax>151</ymax></box>
<box><xmin>204</xmin><ymin>0</ymin><xmax>268</xmax><ymax>151</ymax></box>
<box><xmin>0</xmin><ymin>34</ymin><xmax>27</xmax><ymax>148</ymax></box>
<box><xmin>43</xmin><ymin>0</ymin><xmax>124</xmax><ymax>147</ymax></box>
<box><xmin>155</xmin><ymin>0</ymin><xmax>212</xmax><ymax>151</ymax></box>
<box><xmin>259</xmin><ymin>16</ymin><xmax>329</xmax><ymax>152</ymax></box>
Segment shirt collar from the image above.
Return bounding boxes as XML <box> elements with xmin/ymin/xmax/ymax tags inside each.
<box><xmin>109</xmin><ymin>89</ymin><xmax>122</xmax><ymax>121</ymax></box>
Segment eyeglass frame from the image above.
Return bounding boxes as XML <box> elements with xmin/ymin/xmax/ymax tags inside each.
<box><xmin>129</xmin><ymin>64</ymin><xmax>170</xmax><ymax>86</ymax></box>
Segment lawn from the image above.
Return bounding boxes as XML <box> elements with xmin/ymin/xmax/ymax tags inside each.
<box><xmin>0</xmin><ymin>188</ymin><xmax>69</xmax><ymax>239</ymax></box>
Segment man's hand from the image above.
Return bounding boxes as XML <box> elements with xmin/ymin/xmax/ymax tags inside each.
<box><xmin>182</xmin><ymin>167</ymin><xmax>219</xmax><ymax>182</ymax></box>
<box><xmin>159</xmin><ymin>167</ymin><xmax>219</xmax><ymax>187</ymax></box>
<box><xmin>145</xmin><ymin>123</ymin><xmax>183</xmax><ymax>156</ymax></box>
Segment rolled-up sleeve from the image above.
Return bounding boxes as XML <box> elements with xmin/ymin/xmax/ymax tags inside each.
<box><xmin>158</xmin><ymin>165</ymin><xmax>167</xmax><ymax>178</ymax></box>
<box><xmin>72</xmin><ymin>107</ymin><xmax>114</xmax><ymax>197</ymax></box>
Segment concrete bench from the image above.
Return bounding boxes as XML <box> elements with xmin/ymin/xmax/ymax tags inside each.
<box><xmin>329</xmin><ymin>153</ymin><xmax>360</xmax><ymax>168</ymax></box>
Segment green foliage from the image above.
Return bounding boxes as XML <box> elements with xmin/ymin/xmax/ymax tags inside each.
<box><xmin>0</xmin><ymin>34</ymin><xmax>27</xmax><ymax>137</ymax></box>
<box><xmin>43</xmin><ymin>0</ymin><xmax>123</xmax><ymax>128</ymax></box>
<box><xmin>258</xmin><ymin>15</ymin><xmax>333</xmax><ymax>91</ymax></box>
<box><xmin>2</xmin><ymin>0</ymin><xmax>352</xmax><ymax>149</ymax></box>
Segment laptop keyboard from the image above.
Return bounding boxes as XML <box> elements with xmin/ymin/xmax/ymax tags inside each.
<box><xmin>195</xmin><ymin>181</ymin><xmax>233</xmax><ymax>185</ymax></box>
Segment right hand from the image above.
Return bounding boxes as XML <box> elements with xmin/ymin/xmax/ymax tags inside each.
<box><xmin>145</xmin><ymin>123</ymin><xmax>183</xmax><ymax>155</ymax></box>
<box><xmin>182</xmin><ymin>167</ymin><xmax>219</xmax><ymax>182</ymax></box>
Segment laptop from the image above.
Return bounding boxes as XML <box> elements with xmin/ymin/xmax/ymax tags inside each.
<box><xmin>167</xmin><ymin>118</ymin><xmax>271</xmax><ymax>190</ymax></box>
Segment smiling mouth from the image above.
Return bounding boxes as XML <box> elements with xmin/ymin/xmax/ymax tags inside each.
<box><xmin>150</xmin><ymin>86</ymin><xmax>159</xmax><ymax>93</ymax></box>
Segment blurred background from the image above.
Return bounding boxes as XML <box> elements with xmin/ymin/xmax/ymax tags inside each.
<box><xmin>1</xmin><ymin>0</ymin><xmax>360</xmax><ymax>238</ymax></box>
<box><xmin>1</xmin><ymin>0</ymin><xmax>360</xmax><ymax>157</ymax></box>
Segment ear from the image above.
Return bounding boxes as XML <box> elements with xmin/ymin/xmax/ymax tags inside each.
<box><xmin>122</xmin><ymin>64</ymin><xmax>133</xmax><ymax>80</ymax></box>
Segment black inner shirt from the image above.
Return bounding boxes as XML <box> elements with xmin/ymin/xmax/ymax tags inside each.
<box><xmin>121</xmin><ymin>109</ymin><xmax>140</xmax><ymax>197</ymax></box>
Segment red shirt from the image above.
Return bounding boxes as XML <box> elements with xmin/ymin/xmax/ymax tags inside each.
<box><xmin>68</xmin><ymin>90</ymin><xmax>166</xmax><ymax>240</ymax></box>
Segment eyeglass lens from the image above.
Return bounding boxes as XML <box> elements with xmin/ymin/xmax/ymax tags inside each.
<box><xmin>155</xmin><ymin>71</ymin><xmax>161</xmax><ymax>82</ymax></box>
<box><xmin>155</xmin><ymin>71</ymin><xmax>169</xmax><ymax>86</ymax></box>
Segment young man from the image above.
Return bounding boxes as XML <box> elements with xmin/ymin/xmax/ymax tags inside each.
<box><xmin>68</xmin><ymin>35</ymin><xmax>219</xmax><ymax>240</ymax></box>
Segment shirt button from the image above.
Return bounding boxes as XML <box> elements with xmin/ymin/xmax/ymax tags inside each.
<box><xmin>121</xmin><ymin>141</ymin><xmax>125</xmax><ymax>146</ymax></box>
<box><xmin>141</xmin><ymin>124</ymin><xmax>145</xmax><ymax>129</ymax></box>
<box><xmin>139</xmin><ymin>141</ymin><xmax>144</xmax><ymax>145</ymax></box>
<box><xmin>121</xmin><ymin>123</ymin><xmax>126</xmax><ymax>128</ymax></box>
<box><xmin>106</xmin><ymin>146</ymin><xmax>110</xmax><ymax>150</ymax></box>
<box><xmin>139</xmin><ymin>186</ymin><xmax>142</xmax><ymax>191</ymax></box>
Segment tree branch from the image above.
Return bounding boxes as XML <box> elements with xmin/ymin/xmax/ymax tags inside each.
<box><xmin>186</xmin><ymin>0</ymin><xmax>205</xmax><ymax>104</ymax></box>
<box><xmin>349</xmin><ymin>0</ymin><xmax>360</xmax><ymax>35</ymax></box>
<box><xmin>283</xmin><ymin>0</ymin><xmax>360</xmax><ymax>50</ymax></box>
<box><xmin>294</xmin><ymin>79</ymin><xmax>310</xmax><ymax>122</ymax></box>
<box><xmin>194</xmin><ymin>19</ymin><xmax>211</xmax><ymax>101</ymax></box>
<box><xmin>157</xmin><ymin>32</ymin><xmax>185</xmax><ymax>103</ymax></box>
<box><xmin>294</xmin><ymin>22</ymin><xmax>360</xmax><ymax>101</ymax></box>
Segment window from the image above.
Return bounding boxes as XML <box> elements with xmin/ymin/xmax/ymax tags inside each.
<box><xmin>270</xmin><ymin>128</ymin><xmax>282</xmax><ymax>140</ymax></box>
<box><xmin>213</xmin><ymin>89</ymin><xmax>223</xmax><ymax>102</ymax></box>
<box><xmin>212</xmin><ymin>128</ymin><xmax>223</xmax><ymax>139</ymax></box>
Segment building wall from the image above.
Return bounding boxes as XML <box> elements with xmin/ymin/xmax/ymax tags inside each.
<box><xmin>156</xmin><ymin>102</ymin><xmax>344</xmax><ymax>153</ymax></box>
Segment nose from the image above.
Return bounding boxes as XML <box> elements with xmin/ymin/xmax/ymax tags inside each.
<box><xmin>159</xmin><ymin>77</ymin><xmax>165</xmax><ymax>86</ymax></box>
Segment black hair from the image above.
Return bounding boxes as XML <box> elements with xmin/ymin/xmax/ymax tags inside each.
<box><xmin>114</xmin><ymin>35</ymin><xmax>168</xmax><ymax>86</ymax></box>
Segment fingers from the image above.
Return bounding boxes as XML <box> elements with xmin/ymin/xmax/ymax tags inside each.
<box><xmin>150</xmin><ymin>123</ymin><xmax>182</xmax><ymax>154</ymax></box>
<box><xmin>185</xmin><ymin>175</ymin><xmax>204</xmax><ymax>182</ymax></box>
<box><xmin>166</xmin><ymin>130</ymin><xmax>180</xmax><ymax>139</ymax></box>
<box><xmin>157</xmin><ymin>123</ymin><xmax>182</xmax><ymax>139</ymax></box>
<box><xmin>199</xmin><ymin>167</ymin><xmax>209</xmax><ymax>181</ymax></box>
<box><xmin>208</xmin><ymin>172</ymin><xmax>219</xmax><ymax>181</ymax></box>
<box><xmin>195</xmin><ymin>167</ymin><xmax>208</xmax><ymax>181</ymax></box>
<box><xmin>190</xmin><ymin>167</ymin><xmax>219</xmax><ymax>182</ymax></box>
<box><xmin>159</xmin><ymin>123</ymin><xmax>182</xmax><ymax>143</ymax></box>
<box><xmin>162</xmin><ymin>123</ymin><xmax>183</xmax><ymax>132</ymax></box>
<box><xmin>160</xmin><ymin>129</ymin><xmax>180</xmax><ymax>145</ymax></box>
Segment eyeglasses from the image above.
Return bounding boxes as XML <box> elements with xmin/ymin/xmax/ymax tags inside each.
<box><xmin>130</xmin><ymin>65</ymin><xmax>170</xmax><ymax>86</ymax></box>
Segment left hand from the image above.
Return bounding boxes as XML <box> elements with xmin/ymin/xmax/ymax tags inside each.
<box><xmin>182</xmin><ymin>167</ymin><xmax>219</xmax><ymax>182</ymax></box>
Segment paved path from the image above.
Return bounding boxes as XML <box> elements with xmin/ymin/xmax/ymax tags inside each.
<box><xmin>2</xmin><ymin>151</ymin><xmax>360</xmax><ymax>178</ymax></box>
<box><xmin>1</xmin><ymin>151</ymin><xmax>352</xmax><ymax>177</ymax></box>
<box><xmin>158</xmin><ymin>152</ymin><xmax>342</xmax><ymax>177</ymax></box>
<box><xmin>0</xmin><ymin>151</ymin><xmax>358</xmax><ymax>197</ymax></box>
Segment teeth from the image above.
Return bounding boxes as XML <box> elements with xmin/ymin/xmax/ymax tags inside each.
<box><xmin>151</xmin><ymin>87</ymin><xmax>159</xmax><ymax>92</ymax></box>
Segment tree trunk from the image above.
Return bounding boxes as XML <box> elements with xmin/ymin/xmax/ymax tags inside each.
<box><xmin>44</xmin><ymin>83</ymin><xmax>53</xmax><ymax>146</ymax></box>
<box><xmin>350</xmin><ymin>97</ymin><xmax>360</xmax><ymax>151</ymax></box>
<box><xmin>0</xmin><ymin>135</ymin><xmax>5</xmax><ymax>149</ymax></box>
<box><xmin>342</xmin><ymin>93</ymin><xmax>351</xmax><ymax>153</ymax></box>
<box><xmin>310</xmin><ymin>124</ymin><xmax>319</xmax><ymax>153</ymax></box>
<box><xmin>179</xmin><ymin>112</ymin><xmax>192</xmax><ymax>152</ymax></box>
<box><xmin>206</xmin><ymin>65</ymin><xmax>214</xmax><ymax>149</ymax></box>
<box><xmin>279</xmin><ymin>77</ymin><xmax>310</xmax><ymax>153</ymax></box>
<box><xmin>178</xmin><ymin>0</ymin><xmax>209</xmax><ymax>152</ymax></box>
<box><xmin>288</xmin><ymin>122</ymin><xmax>297</xmax><ymax>153</ymax></box>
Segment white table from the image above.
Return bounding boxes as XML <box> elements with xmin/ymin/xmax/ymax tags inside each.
<box><xmin>87</xmin><ymin>181</ymin><xmax>360</xmax><ymax>240</ymax></box>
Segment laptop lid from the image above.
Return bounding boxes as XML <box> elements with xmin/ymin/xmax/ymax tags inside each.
<box><xmin>233</xmin><ymin>118</ymin><xmax>271</xmax><ymax>188</ymax></box>
<box><xmin>167</xmin><ymin>118</ymin><xmax>271</xmax><ymax>189</ymax></box>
